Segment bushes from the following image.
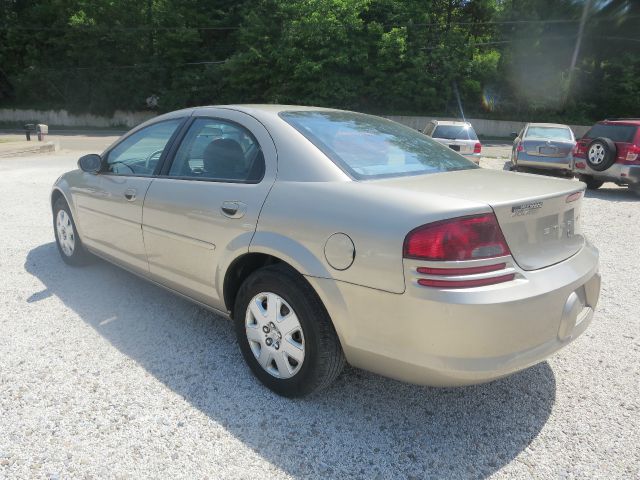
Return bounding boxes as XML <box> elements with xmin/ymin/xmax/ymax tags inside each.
<box><xmin>0</xmin><ymin>0</ymin><xmax>638</xmax><ymax>122</ymax></box>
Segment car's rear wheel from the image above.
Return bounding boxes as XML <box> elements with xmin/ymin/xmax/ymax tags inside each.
<box><xmin>53</xmin><ymin>197</ymin><xmax>92</xmax><ymax>265</ymax></box>
<box><xmin>504</xmin><ymin>160</ymin><xmax>518</xmax><ymax>172</ymax></box>
<box><xmin>234</xmin><ymin>264</ymin><xmax>345</xmax><ymax>397</ymax></box>
<box><xmin>578</xmin><ymin>174</ymin><xmax>604</xmax><ymax>190</ymax></box>
<box><xmin>586</xmin><ymin>137</ymin><xmax>616</xmax><ymax>172</ymax></box>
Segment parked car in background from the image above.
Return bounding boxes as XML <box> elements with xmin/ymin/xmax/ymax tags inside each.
<box><xmin>510</xmin><ymin>123</ymin><xmax>575</xmax><ymax>175</ymax></box>
<box><xmin>573</xmin><ymin>119</ymin><xmax>640</xmax><ymax>195</ymax></box>
<box><xmin>52</xmin><ymin>105</ymin><xmax>600</xmax><ymax>397</ymax></box>
<box><xmin>423</xmin><ymin>120</ymin><xmax>481</xmax><ymax>163</ymax></box>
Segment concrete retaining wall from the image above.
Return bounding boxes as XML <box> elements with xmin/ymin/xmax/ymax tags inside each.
<box><xmin>0</xmin><ymin>108</ymin><xmax>591</xmax><ymax>137</ymax></box>
<box><xmin>386</xmin><ymin>115</ymin><xmax>591</xmax><ymax>139</ymax></box>
<box><xmin>0</xmin><ymin>108</ymin><xmax>156</xmax><ymax>129</ymax></box>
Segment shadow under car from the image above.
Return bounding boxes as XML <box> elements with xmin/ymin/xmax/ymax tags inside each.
<box><xmin>25</xmin><ymin>242</ymin><xmax>556</xmax><ymax>479</ymax></box>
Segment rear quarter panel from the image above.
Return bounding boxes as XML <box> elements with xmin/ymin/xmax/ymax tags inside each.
<box><xmin>251</xmin><ymin>179</ymin><xmax>489</xmax><ymax>293</ymax></box>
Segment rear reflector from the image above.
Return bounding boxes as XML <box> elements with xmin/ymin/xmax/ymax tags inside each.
<box><xmin>418</xmin><ymin>274</ymin><xmax>515</xmax><ymax>289</ymax></box>
<box><xmin>575</xmin><ymin>161</ymin><xmax>586</xmax><ymax>169</ymax></box>
<box><xmin>417</xmin><ymin>263</ymin><xmax>506</xmax><ymax>276</ymax></box>
<box><xmin>404</xmin><ymin>214</ymin><xmax>511</xmax><ymax>261</ymax></box>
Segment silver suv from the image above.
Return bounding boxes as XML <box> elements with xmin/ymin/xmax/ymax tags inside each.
<box><xmin>423</xmin><ymin>120</ymin><xmax>482</xmax><ymax>163</ymax></box>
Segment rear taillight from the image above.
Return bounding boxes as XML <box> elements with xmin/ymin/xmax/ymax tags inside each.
<box><xmin>516</xmin><ymin>144</ymin><xmax>524</xmax><ymax>152</ymax></box>
<box><xmin>474</xmin><ymin>142</ymin><xmax>482</xmax><ymax>154</ymax></box>
<box><xmin>625</xmin><ymin>145</ymin><xmax>640</xmax><ymax>162</ymax></box>
<box><xmin>566</xmin><ymin>191</ymin><xmax>582</xmax><ymax>203</ymax></box>
<box><xmin>403</xmin><ymin>214</ymin><xmax>511</xmax><ymax>261</ymax></box>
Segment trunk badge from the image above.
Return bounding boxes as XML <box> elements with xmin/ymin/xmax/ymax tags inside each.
<box><xmin>511</xmin><ymin>201</ymin><xmax>543</xmax><ymax>217</ymax></box>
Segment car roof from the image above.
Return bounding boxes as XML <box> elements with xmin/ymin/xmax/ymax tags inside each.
<box><xmin>526</xmin><ymin>123</ymin><xmax>571</xmax><ymax>129</ymax></box>
<box><xmin>433</xmin><ymin>120</ymin><xmax>472</xmax><ymax>127</ymax></box>
<box><xmin>210</xmin><ymin>104</ymin><xmax>344</xmax><ymax>115</ymax></box>
<box><xmin>600</xmin><ymin>119</ymin><xmax>640</xmax><ymax>126</ymax></box>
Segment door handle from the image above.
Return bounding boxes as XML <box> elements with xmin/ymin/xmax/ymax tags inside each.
<box><xmin>221</xmin><ymin>201</ymin><xmax>247</xmax><ymax>219</ymax></box>
<box><xmin>124</xmin><ymin>188</ymin><xmax>137</xmax><ymax>201</ymax></box>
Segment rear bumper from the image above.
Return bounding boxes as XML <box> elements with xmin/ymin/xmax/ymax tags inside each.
<box><xmin>307</xmin><ymin>243</ymin><xmax>600</xmax><ymax>386</ymax></box>
<box><xmin>573</xmin><ymin>161</ymin><xmax>640</xmax><ymax>186</ymax></box>
<box><xmin>462</xmin><ymin>152</ymin><xmax>481</xmax><ymax>164</ymax></box>
<box><xmin>516</xmin><ymin>152</ymin><xmax>572</xmax><ymax>170</ymax></box>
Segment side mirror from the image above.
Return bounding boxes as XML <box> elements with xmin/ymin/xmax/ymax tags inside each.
<box><xmin>78</xmin><ymin>154</ymin><xmax>102</xmax><ymax>173</ymax></box>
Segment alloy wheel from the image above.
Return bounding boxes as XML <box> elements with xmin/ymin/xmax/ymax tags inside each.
<box><xmin>588</xmin><ymin>144</ymin><xmax>606</xmax><ymax>165</ymax></box>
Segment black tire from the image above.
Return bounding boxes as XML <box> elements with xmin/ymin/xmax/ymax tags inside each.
<box><xmin>504</xmin><ymin>160</ymin><xmax>518</xmax><ymax>172</ymax></box>
<box><xmin>578</xmin><ymin>174</ymin><xmax>604</xmax><ymax>190</ymax></box>
<box><xmin>234</xmin><ymin>264</ymin><xmax>345</xmax><ymax>397</ymax></box>
<box><xmin>586</xmin><ymin>137</ymin><xmax>617</xmax><ymax>172</ymax></box>
<box><xmin>53</xmin><ymin>197</ymin><xmax>92</xmax><ymax>266</ymax></box>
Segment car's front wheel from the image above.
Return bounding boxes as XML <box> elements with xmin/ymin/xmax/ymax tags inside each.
<box><xmin>234</xmin><ymin>264</ymin><xmax>345</xmax><ymax>397</ymax></box>
<box><xmin>53</xmin><ymin>197</ymin><xmax>92</xmax><ymax>265</ymax></box>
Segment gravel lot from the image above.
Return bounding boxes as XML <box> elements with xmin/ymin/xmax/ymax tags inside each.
<box><xmin>1</xmin><ymin>143</ymin><xmax>639</xmax><ymax>479</ymax></box>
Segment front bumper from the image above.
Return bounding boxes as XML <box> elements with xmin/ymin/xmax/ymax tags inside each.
<box><xmin>307</xmin><ymin>243</ymin><xmax>600</xmax><ymax>386</ymax></box>
<box><xmin>574</xmin><ymin>161</ymin><xmax>640</xmax><ymax>186</ymax></box>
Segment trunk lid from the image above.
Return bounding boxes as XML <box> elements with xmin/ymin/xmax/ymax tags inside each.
<box><xmin>375</xmin><ymin>169</ymin><xmax>585</xmax><ymax>270</ymax></box>
<box><xmin>433</xmin><ymin>137</ymin><xmax>476</xmax><ymax>154</ymax></box>
<box><xmin>522</xmin><ymin>139</ymin><xmax>574</xmax><ymax>158</ymax></box>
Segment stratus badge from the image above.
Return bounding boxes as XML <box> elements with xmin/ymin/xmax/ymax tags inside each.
<box><xmin>511</xmin><ymin>201</ymin><xmax>543</xmax><ymax>217</ymax></box>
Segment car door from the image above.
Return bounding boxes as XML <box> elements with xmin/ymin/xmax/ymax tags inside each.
<box><xmin>141</xmin><ymin>108</ymin><xmax>277</xmax><ymax>309</ymax></box>
<box><xmin>78</xmin><ymin>118</ymin><xmax>185</xmax><ymax>273</ymax></box>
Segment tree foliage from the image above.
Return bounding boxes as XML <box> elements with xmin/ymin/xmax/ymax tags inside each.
<box><xmin>0</xmin><ymin>0</ymin><xmax>637</xmax><ymax>122</ymax></box>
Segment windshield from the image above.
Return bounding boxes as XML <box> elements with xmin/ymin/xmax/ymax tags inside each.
<box><xmin>281</xmin><ymin>111</ymin><xmax>478</xmax><ymax>180</ymax></box>
<box><xmin>432</xmin><ymin>124</ymin><xmax>478</xmax><ymax>141</ymax></box>
<box><xmin>525</xmin><ymin>126</ymin><xmax>573</xmax><ymax>141</ymax></box>
<box><xmin>585</xmin><ymin>124</ymin><xmax>637</xmax><ymax>143</ymax></box>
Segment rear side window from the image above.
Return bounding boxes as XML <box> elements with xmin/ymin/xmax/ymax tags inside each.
<box><xmin>432</xmin><ymin>125</ymin><xmax>478</xmax><ymax>141</ymax></box>
<box><xmin>281</xmin><ymin>111</ymin><xmax>478</xmax><ymax>180</ymax></box>
<box><xmin>167</xmin><ymin>118</ymin><xmax>265</xmax><ymax>183</ymax></box>
<box><xmin>585</xmin><ymin>124</ymin><xmax>637</xmax><ymax>143</ymax></box>
<box><xmin>525</xmin><ymin>126</ymin><xmax>573</xmax><ymax>141</ymax></box>
<box><xmin>423</xmin><ymin>122</ymin><xmax>435</xmax><ymax>136</ymax></box>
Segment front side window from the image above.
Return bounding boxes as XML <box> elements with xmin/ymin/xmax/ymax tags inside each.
<box><xmin>281</xmin><ymin>111</ymin><xmax>478</xmax><ymax>180</ymax></box>
<box><xmin>525</xmin><ymin>126</ymin><xmax>573</xmax><ymax>141</ymax></box>
<box><xmin>106</xmin><ymin>119</ymin><xmax>182</xmax><ymax>176</ymax></box>
<box><xmin>168</xmin><ymin>118</ymin><xmax>265</xmax><ymax>182</ymax></box>
<box><xmin>432</xmin><ymin>124</ymin><xmax>478</xmax><ymax>141</ymax></box>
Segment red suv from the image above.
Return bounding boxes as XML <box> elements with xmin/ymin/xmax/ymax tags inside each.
<box><xmin>573</xmin><ymin>119</ymin><xmax>640</xmax><ymax>196</ymax></box>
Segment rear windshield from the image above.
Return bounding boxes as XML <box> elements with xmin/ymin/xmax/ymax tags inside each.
<box><xmin>280</xmin><ymin>111</ymin><xmax>478</xmax><ymax>180</ymax></box>
<box><xmin>584</xmin><ymin>123</ymin><xmax>637</xmax><ymax>143</ymax></box>
<box><xmin>432</xmin><ymin>124</ymin><xmax>479</xmax><ymax>140</ymax></box>
<box><xmin>525</xmin><ymin>126</ymin><xmax>573</xmax><ymax>141</ymax></box>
